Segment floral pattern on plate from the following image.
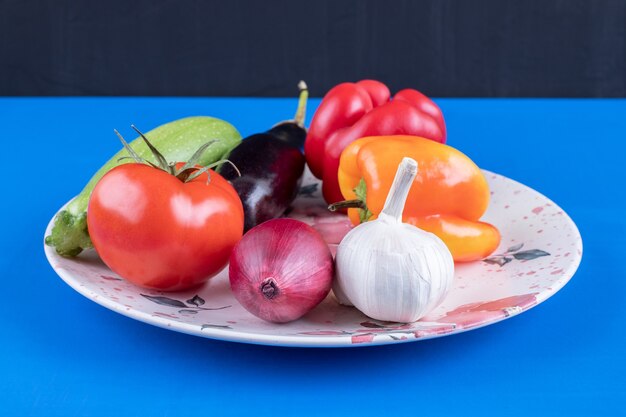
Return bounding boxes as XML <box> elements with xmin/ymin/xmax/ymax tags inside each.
<box><xmin>44</xmin><ymin>169</ymin><xmax>582</xmax><ymax>347</ymax></box>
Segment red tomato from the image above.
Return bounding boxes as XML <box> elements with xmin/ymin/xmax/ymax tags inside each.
<box><xmin>87</xmin><ymin>163</ymin><xmax>244</xmax><ymax>291</ymax></box>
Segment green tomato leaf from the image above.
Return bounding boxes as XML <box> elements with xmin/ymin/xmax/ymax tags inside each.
<box><xmin>175</xmin><ymin>140</ymin><xmax>217</xmax><ymax>175</ymax></box>
<box><xmin>131</xmin><ymin>125</ymin><xmax>172</xmax><ymax>174</ymax></box>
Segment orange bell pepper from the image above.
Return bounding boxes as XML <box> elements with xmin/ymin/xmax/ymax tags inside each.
<box><xmin>332</xmin><ymin>135</ymin><xmax>500</xmax><ymax>262</ymax></box>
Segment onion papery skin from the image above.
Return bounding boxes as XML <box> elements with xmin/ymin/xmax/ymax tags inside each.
<box><xmin>229</xmin><ymin>219</ymin><xmax>334</xmax><ymax>323</ymax></box>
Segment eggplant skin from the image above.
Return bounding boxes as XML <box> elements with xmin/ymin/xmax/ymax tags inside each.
<box><xmin>221</xmin><ymin>134</ymin><xmax>305</xmax><ymax>232</ymax></box>
<box><xmin>267</xmin><ymin>122</ymin><xmax>307</xmax><ymax>150</ymax></box>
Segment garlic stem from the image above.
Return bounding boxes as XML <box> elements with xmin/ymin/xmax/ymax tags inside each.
<box><xmin>380</xmin><ymin>157</ymin><xmax>418</xmax><ymax>222</ymax></box>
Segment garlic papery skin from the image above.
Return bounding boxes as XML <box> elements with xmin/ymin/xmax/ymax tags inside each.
<box><xmin>334</xmin><ymin>157</ymin><xmax>455</xmax><ymax>322</ymax></box>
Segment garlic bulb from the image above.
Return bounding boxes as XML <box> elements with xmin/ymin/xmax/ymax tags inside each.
<box><xmin>334</xmin><ymin>157</ymin><xmax>454</xmax><ymax>322</ymax></box>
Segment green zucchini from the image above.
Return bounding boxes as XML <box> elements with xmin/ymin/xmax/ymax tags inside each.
<box><xmin>45</xmin><ymin>116</ymin><xmax>242</xmax><ymax>257</ymax></box>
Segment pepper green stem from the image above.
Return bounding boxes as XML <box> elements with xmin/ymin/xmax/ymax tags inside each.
<box><xmin>328</xmin><ymin>178</ymin><xmax>373</xmax><ymax>223</ymax></box>
<box><xmin>328</xmin><ymin>199</ymin><xmax>365</xmax><ymax>211</ymax></box>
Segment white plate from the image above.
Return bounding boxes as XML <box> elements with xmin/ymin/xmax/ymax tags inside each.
<box><xmin>44</xmin><ymin>169</ymin><xmax>582</xmax><ymax>347</ymax></box>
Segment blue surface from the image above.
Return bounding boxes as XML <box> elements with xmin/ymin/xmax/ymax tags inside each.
<box><xmin>1</xmin><ymin>97</ymin><xmax>624</xmax><ymax>416</ymax></box>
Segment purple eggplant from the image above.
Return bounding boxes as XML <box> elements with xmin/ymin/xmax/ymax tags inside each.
<box><xmin>221</xmin><ymin>82</ymin><xmax>308</xmax><ymax>231</ymax></box>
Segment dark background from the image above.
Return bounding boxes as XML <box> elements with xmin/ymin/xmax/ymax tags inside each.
<box><xmin>1</xmin><ymin>0</ymin><xmax>625</xmax><ymax>97</ymax></box>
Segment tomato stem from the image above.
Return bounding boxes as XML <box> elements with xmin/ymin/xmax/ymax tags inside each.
<box><xmin>184</xmin><ymin>159</ymin><xmax>240</xmax><ymax>184</ymax></box>
<box><xmin>131</xmin><ymin>125</ymin><xmax>174</xmax><ymax>175</ymax></box>
<box><xmin>114</xmin><ymin>126</ymin><xmax>239</xmax><ymax>184</ymax></box>
<box><xmin>173</xmin><ymin>140</ymin><xmax>218</xmax><ymax>176</ymax></box>
<box><xmin>114</xmin><ymin>129</ymin><xmax>144</xmax><ymax>164</ymax></box>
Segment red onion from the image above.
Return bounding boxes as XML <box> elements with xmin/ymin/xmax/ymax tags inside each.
<box><xmin>229</xmin><ymin>218</ymin><xmax>334</xmax><ymax>323</ymax></box>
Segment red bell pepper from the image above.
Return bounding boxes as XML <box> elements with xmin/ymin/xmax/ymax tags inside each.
<box><xmin>304</xmin><ymin>80</ymin><xmax>390</xmax><ymax>179</ymax></box>
<box><xmin>304</xmin><ymin>80</ymin><xmax>446</xmax><ymax>204</ymax></box>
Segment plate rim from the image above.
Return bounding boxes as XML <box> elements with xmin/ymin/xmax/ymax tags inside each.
<box><xmin>43</xmin><ymin>169</ymin><xmax>583</xmax><ymax>347</ymax></box>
